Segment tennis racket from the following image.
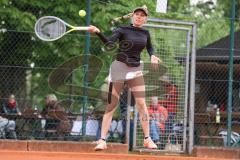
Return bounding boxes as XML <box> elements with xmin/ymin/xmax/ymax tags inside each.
<box><xmin>34</xmin><ymin>16</ymin><xmax>90</xmax><ymax>41</ymax></box>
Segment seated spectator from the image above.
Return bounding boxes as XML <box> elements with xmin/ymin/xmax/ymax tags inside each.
<box><xmin>0</xmin><ymin>115</ymin><xmax>17</xmax><ymax>139</ymax></box>
<box><xmin>2</xmin><ymin>94</ymin><xmax>21</xmax><ymax>115</ymax></box>
<box><xmin>1</xmin><ymin>94</ymin><xmax>21</xmax><ymax>139</ymax></box>
<box><xmin>41</xmin><ymin>94</ymin><xmax>71</xmax><ymax>140</ymax></box>
<box><xmin>158</xmin><ymin>75</ymin><xmax>177</xmax><ymax>134</ymax></box>
<box><xmin>148</xmin><ymin>96</ymin><xmax>168</xmax><ymax>144</ymax></box>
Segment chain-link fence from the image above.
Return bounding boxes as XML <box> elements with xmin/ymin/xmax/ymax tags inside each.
<box><xmin>0</xmin><ymin>0</ymin><xmax>239</xmax><ymax>153</ymax></box>
<box><xmin>194</xmin><ymin>16</ymin><xmax>240</xmax><ymax>147</ymax></box>
<box><xmin>132</xmin><ymin>19</ymin><xmax>195</xmax><ymax>152</ymax></box>
<box><xmin>0</xmin><ymin>0</ymin><xmax>110</xmax><ymax>141</ymax></box>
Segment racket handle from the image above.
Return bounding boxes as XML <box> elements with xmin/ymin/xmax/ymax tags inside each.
<box><xmin>76</xmin><ymin>27</ymin><xmax>90</xmax><ymax>31</ymax></box>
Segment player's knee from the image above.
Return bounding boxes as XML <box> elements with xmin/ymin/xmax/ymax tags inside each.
<box><xmin>105</xmin><ymin>104</ymin><xmax>117</xmax><ymax>113</ymax></box>
<box><xmin>136</xmin><ymin>99</ymin><xmax>146</xmax><ymax>108</ymax></box>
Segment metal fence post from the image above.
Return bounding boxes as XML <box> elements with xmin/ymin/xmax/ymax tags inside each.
<box><xmin>227</xmin><ymin>0</ymin><xmax>236</xmax><ymax>146</ymax></box>
<box><xmin>82</xmin><ymin>0</ymin><xmax>91</xmax><ymax>137</ymax></box>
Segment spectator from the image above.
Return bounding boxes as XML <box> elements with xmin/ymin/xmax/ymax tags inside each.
<box><xmin>158</xmin><ymin>75</ymin><xmax>177</xmax><ymax>134</ymax></box>
<box><xmin>148</xmin><ymin>96</ymin><xmax>168</xmax><ymax>144</ymax></box>
<box><xmin>0</xmin><ymin>115</ymin><xmax>17</xmax><ymax>139</ymax></box>
<box><xmin>41</xmin><ymin>94</ymin><xmax>71</xmax><ymax>140</ymax></box>
<box><xmin>2</xmin><ymin>94</ymin><xmax>21</xmax><ymax>115</ymax></box>
<box><xmin>1</xmin><ymin>94</ymin><xmax>20</xmax><ymax>139</ymax></box>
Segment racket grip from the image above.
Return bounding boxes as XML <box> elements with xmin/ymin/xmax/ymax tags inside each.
<box><xmin>76</xmin><ymin>27</ymin><xmax>90</xmax><ymax>31</ymax></box>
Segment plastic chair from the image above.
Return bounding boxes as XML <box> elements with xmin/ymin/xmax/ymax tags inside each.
<box><xmin>219</xmin><ymin>130</ymin><xmax>240</xmax><ymax>147</ymax></box>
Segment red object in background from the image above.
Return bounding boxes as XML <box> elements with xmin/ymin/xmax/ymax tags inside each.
<box><xmin>220</xmin><ymin>103</ymin><xmax>226</xmax><ymax>111</ymax></box>
<box><xmin>148</xmin><ymin>104</ymin><xmax>168</xmax><ymax>132</ymax></box>
<box><xmin>7</xmin><ymin>101</ymin><xmax>17</xmax><ymax>109</ymax></box>
<box><xmin>158</xmin><ymin>84</ymin><xmax>177</xmax><ymax>113</ymax></box>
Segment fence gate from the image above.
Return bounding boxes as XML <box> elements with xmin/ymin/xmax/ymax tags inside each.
<box><xmin>128</xmin><ymin>18</ymin><xmax>196</xmax><ymax>153</ymax></box>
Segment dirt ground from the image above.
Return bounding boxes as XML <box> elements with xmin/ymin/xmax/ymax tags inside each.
<box><xmin>0</xmin><ymin>150</ymin><xmax>234</xmax><ymax>160</ymax></box>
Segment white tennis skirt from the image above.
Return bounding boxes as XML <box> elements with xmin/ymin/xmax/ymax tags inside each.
<box><xmin>108</xmin><ymin>60</ymin><xmax>144</xmax><ymax>83</ymax></box>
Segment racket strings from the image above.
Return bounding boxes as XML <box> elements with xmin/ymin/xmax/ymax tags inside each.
<box><xmin>36</xmin><ymin>17</ymin><xmax>66</xmax><ymax>40</ymax></box>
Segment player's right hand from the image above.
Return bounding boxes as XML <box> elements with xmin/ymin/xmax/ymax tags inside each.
<box><xmin>88</xmin><ymin>25</ymin><xmax>100</xmax><ymax>33</ymax></box>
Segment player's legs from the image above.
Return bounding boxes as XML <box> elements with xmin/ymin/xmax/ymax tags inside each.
<box><xmin>127</xmin><ymin>74</ymin><xmax>157</xmax><ymax>149</ymax></box>
<box><xmin>95</xmin><ymin>81</ymin><xmax>124</xmax><ymax>150</ymax></box>
<box><xmin>100</xmin><ymin>81</ymin><xmax>124</xmax><ymax>138</ymax></box>
<box><xmin>127</xmin><ymin>75</ymin><xmax>149</xmax><ymax>137</ymax></box>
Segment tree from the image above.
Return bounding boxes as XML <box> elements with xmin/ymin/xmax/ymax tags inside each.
<box><xmin>0</xmin><ymin>0</ymin><xmax>237</xmax><ymax>107</ymax></box>
<box><xmin>0</xmin><ymin>0</ymin><xmax>88</xmax><ymax>104</ymax></box>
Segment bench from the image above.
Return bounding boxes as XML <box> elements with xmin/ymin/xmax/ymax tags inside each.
<box><xmin>199</xmin><ymin>135</ymin><xmax>223</xmax><ymax>146</ymax></box>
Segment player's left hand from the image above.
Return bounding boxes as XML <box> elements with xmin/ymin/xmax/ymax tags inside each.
<box><xmin>151</xmin><ymin>55</ymin><xmax>162</xmax><ymax>70</ymax></box>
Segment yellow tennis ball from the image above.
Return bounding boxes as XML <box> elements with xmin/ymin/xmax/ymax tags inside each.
<box><xmin>79</xmin><ymin>10</ymin><xmax>86</xmax><ymax>17</ymax></box>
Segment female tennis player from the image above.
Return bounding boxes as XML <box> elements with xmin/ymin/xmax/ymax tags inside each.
<box><xmin>88</xmin><ymin>6</ymin><xmax>161</xmax><ymax>150</ymax></box>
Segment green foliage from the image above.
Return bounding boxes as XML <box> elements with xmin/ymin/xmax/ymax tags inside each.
<box><xmin>0</xmin><ymin>0</ymin><xmax>238</xmax><ymax>109</ymax></box>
